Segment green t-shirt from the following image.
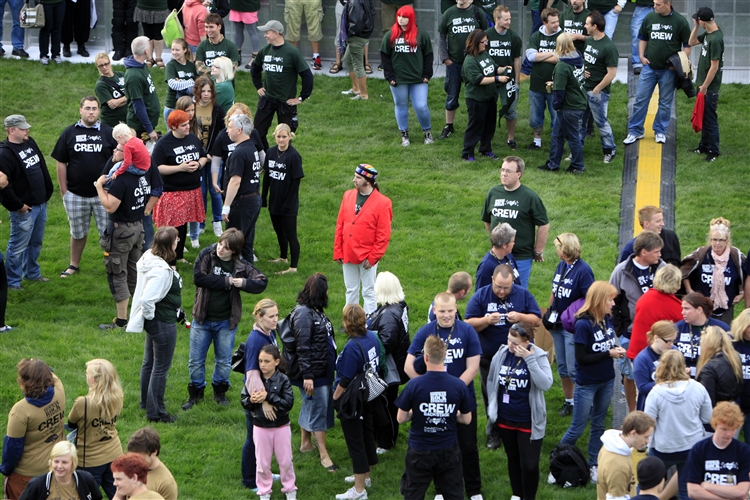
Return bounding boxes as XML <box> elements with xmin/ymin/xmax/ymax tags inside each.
<box><xmin>528</xmin><ymin>0</ymin><xmax>562</xmax><ymax>11</ymax></box>
<box><xmin>695</xmin><ymin>29</ymin><xmax>724</xmax><ymax>91</ymax></box>
<box><xmin>196</xmin><ymin>36</ymin><xmax>241</xmax><ymax>69</ymax></box>
<box><xmin>95</xmin><ymin>72</ymin><xmax>127</xmax><ymax>127</ymax></box>
<box><xmin>215</xmin><ymin>80</ymin><xmax>234</xmax><ymax>113</ymax></box>
<box><xmin>553</xmin><ymin>58</ymin><xmax>587</xmax><ymax>111</ymax></box>
<box><xmin>155</xmin><ymin>271</ymin><xmax>183</xmax><ymax>323</ymax></box>
<box><xmin>481</xmin><ymin>184</ymin><xmax>549</xmax><ymax>260</ymax></box>
<box><xmin>125</xmin><ymin>65</ymin><xmax>161</xmax><ymax>134</ymax></box>
<box><xmin>583</xmin><ymin>34</ymin><xmax>618</xmax><ymax>93</ymax></box>
<box><xmin>380</xmin><ymin>29</ymin><xmax>433</xmax><ymax>85</ymax></box>
<box><xmin>476</xmin><ymin>0</ymin><xmax>496</xmax><ymax>19</ymax></box>
<box><xmin>205</xmin><ymin>258</ymin><xmax>234</xmax><ymax>321</ymax></box>
<box><xmin>462</xmin><ymin>52</ymin><xmax>497</xmax><ymax>102</ymax></box>
<box><xmin>587</xmin><ymin>0</ymin><xmax>618</xmax><ymax>12</ymax></box>
<box><xmin>252</xmin><ymin>42</ymin><xmax>310</xmax><ymax>102</ymax></box>
<box><xmin>438</xmin><ymin>5</ymin><xmax>488</xmax><ymax>64</ymax></box>
<box><xmin>559</xmin><ymin>6</ymin><xmax>590</xmax><ymax>53</ymax></box>
<box><xmin>485</xmin><ymin>27</ymin><xmax>522</xmax><ymax>79</ymax></box>
<box><xmin>440</xmin><ymin>0</ymin><xmax>454</xmax><ymax>14</ymax></box>
<box><xmin>639</xmin><ymin>8</ymin><xmax>690</xmax><ymax>70</ymax></box>
<box><xmin>164</xmin><ymin>59</ymin><xmax>197</xmax><ymax>109</ymax></box>
<box><xmin>529</xmin><ymin>28</ymin><xmax>561</xmax><ymax>93</ymax></box>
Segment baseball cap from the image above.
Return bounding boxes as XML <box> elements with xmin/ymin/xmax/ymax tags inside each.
<box><xmin>4</xmin><ymin>115</ymin><xmax>31</xmax><ymax>129</ymax></box>
<box><xmin>637</xmin><ymin>456</ymin><xmax>667</xmax><ymax>490</ymax></box>
<box><xmin>692</xmin><ymin>7</ymin><xmax>714</xmax><ymax>22</ymax></box>
<box><xmin>258</xmin><ymin>20</ymin><xmax>284</xmax><ymax>34</ymax></box>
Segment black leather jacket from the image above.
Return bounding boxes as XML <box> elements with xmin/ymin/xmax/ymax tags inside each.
<box><xmin>249</xmin><ymin>370</ymin><xmax>294</xmax><ymax>428</ymax></box>
<box><xmin>289</xmin><ymin>304</ymin><xmax>333</xmax><ymax>382</ymax></box>
<box><xmin>368</xmin><ymin>301</ymin><xmax>410</xmax><ymax>384</ymax></box>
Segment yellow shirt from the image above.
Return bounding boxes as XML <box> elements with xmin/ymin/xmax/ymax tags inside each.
<box><xmin>68</xmin><ymin>396</ymin><xmax>123</xmax><ymax>467</ymax></box>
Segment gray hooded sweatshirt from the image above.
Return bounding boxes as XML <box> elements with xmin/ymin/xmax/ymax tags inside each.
<box><xmin>644</xmin><ymin>379</ymin><xmax>712</xmax><ymax>453</ymax></box>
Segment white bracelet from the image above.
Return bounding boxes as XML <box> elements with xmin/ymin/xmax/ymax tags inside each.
<box><xmin>222</xmin><ymin>205</ymin><xmax>230</xmax><ymax>216</ymax></box>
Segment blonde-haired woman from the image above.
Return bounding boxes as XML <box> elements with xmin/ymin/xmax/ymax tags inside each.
<box><xmin>262</xmin><ymin>123</ymin><xmax>303</xmax><ymax>275</ymax></box>
<box><xmin>559</xmin><ymin>281</ymin><xmax>625</xmax><ymax>478</ymax></box>
<box><xmin>681</xmin><ymin>217</ymin><xmax>747</xmax><ymax>325</ymax></box>
<box><xmin>697</xmin><ymin>325</ymin><xmax>743</xmax><ymax>407</ymax></box>
<box><xmin>18</xmin><ymin>442</ymin><xmax>102</xmax><ymax>500</ymax></box>
<box><xmin>211</xmin><ymin>56</ymin><xmax>235</xmax><ymax>113</ymax></box>
<box><xmin>731</xmin><ymin>309</ymin><xmax>750</xmax><ymax>443</ymax></box>
<box><xmin>645</xmin><ymin>350</ymin><xmax>712</xmax><ymax>500</ymax></box>
<box><xmin>67</xmin><ymin>359</ymin><xmax>124</xmax><ymax>499</ymax></box>
<box><xmin>633</xmin><ymin>320</ymin><xmax>678</xmax><ymax>411</ymax></box>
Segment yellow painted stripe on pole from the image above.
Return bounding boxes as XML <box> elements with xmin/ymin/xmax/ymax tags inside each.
<box><xmin>633</xmin><ymin>90</ymin><xmax>662</xmax><ymax>236</ymax></box>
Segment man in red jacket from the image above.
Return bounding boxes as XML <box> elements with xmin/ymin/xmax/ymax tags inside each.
<box><xmin>334</xmin><ymin>164</ymin><xmax>393</xmax><ymax>315</ymax></box>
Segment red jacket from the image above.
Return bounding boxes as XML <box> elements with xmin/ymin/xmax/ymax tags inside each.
<box><xmin>626</xmin><ymin>288</ymin><xmax>683</xmax><ymax>360</ymax></box>
<box><xmin>333</xmin><ymin>188</ymin><xmax>392</xmax><ymax>266</ymax></box>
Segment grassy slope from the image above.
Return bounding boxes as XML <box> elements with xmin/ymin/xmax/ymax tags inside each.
<box><xmin>0</xmin><ymin>58</ymin><xmax>748</xmax><ymax>499</ymax></box>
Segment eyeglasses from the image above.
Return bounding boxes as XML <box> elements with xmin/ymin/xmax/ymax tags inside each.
<box><xmin>659</xmin><ymin>337</ymin><xmax>676</xmax><ymax>344</ymax></box>
<box><xmin>500</xmin><ymin>168</ymin><xmax>519</xmax><ymax>174</ymax></box>
<box><xmin>481</xmin><ymin>40</ymin><xmax>489</xmax><ymax>45</ymax></box>
<box><xmin>97</xmin><ymin>61</ymin><xmax>111</xmax><ymax>68</ymax></box>
<box><xmin>492</xmin><ymin>282</ymin><xmax>512</xmax><ymax>292</ymax></box>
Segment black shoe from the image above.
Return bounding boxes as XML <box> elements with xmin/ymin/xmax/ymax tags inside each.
<box><xmin>148</xmin><ymin>414</ymin><xmax>176</xmax><ymax>423</ymax></box>
<box><xmin>507</xmin><ymin>140</ymin><xmax>517</xmax><ymax>150</ymax></box>
<box><xmin>112</xmin><ymin>50</ymin><xmax>124</xmax><ymax>61</ymax></box>
<box><xmin>565</xmin><ymin>166</ymin><xmax>584</xmax><ymax>175</ymax></box>
<box><xmin>486</xmin><ymin>434</ymin><xmax>502</xmax><ymax>450</ymax></box>
<box><xmin>558</xmin><ymin>401</ymin><xmax>574</xmax><ymax>417</ymax></box>
<box><xmin>63</xmin><ymin>44</ymin><xmax>72</xmax><ymax>58</ymax></box>
<box><xmin>213</xmin><ymin>382</ymin><xmax>231</xmax><ymax>406</ymax></box>
<box><xmin>689</xmin><ymin>146</ymin><xmax>706</xmax><ymax>154</ymax></box>
<box><xmin>438</xmin><ymin>124</ymin><xmax>454</xmax><ymax>140</ymax></box>
<box><xmin>705</xmin><ymin>153</ymin><xmax>719</xmax><ymax>163</ymax></box>
<box><xmin>77</xmin><ymin>45</ymin><xmax>89</xmax><ymax>57</ymax></box>
<box><xmin>537</xmin><ymin>163</ymin><xmax>558</xmax><ymax>171</ymax></box>
<box><xmin>526</xmin><ymin>142</ymin><xmax>541</xmax><ymax>150</ymax></box>
<box><xmin>181</xmin><ymin>384</ymin><xmax>205</xmax><ymax>410</ymax></box>
<box><xmin>12</xmin><ymin>48</ymin><xmax>29</xmax><ymax>58</ymax></box>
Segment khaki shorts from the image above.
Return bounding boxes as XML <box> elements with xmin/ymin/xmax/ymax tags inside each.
<box><xmin>284</xmin><ymin>0</ymin><xmax>324</xmax><ymax>43</ymax></box>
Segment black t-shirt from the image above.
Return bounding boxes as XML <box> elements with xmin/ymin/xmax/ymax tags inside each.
<box><xmin>0</xmin><ymin>138</ymin><xmax>48</xmax><ymax>207</ymax></box>
<box><xmin>223</xmin><ymin>139</ymin><xmax>261</xmax><ymax>197</ymax></box>
<box><xmin>151</xmin><ymin>132</ymin><xmax>206</xmax><ymax>192</ymax></box>
<box><xmin>52</xmin><ymin>122</ymin><xmax>117</xmax><ymax>198</ymax></box>
<box><xmin>210</xmin><ymin>128</ymin><xmax>264</xmax><ymax>159</ymax></box>
<box><xmin>106</xmin><ymin>162</ymin><xmax>163</xmax><ymax>222</ymax></box>
<box><xmin>206</xmin><ymin>258</ymin><xmax>233</xmax><ymax>321</ymax></box>
<box><xmin>262</xmin><ymin>145</ymin><xmax>304</xmax><ymax>217</ymax></box>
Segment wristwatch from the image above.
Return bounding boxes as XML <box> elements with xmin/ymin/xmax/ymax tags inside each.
<box><xmin>534</xmin><ymin>251</ymin><xmax>543</xmax><ymax>257</ymax></box>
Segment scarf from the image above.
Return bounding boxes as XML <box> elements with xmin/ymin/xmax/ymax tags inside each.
<box><xmin>710</xmin><ymin>247</ymin><xmax>730</xmax><ymax>310</ymax></box>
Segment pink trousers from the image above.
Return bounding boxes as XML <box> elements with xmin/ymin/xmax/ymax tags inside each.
<box><xmin>254</xmin><ymin>423</ymin><xmax>297</xmax><ymax>495</ymax></box>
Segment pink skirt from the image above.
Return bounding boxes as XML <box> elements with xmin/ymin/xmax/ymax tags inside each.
<box><xmin>229</xmin><ymin>10</ymin><xmax>258</xmax><ymax>23</ymax></box>
<box><xmin>153</xmin><ymin>188</ymin><xmax>205</xmax><ymax>227</ymax></box>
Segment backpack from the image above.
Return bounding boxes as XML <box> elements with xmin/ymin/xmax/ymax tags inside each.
<box><xmin>549</xmin><ymin>443</ymin><xmax>589</xmax><ymax>488</ymax></box>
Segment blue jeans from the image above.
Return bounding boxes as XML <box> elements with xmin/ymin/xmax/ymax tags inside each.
<box><xmin>602</xmin><ymin>9</ymin><xmax>619</xmax><ymax>41</ymax></box>
<box><xmin>561</xmin><ymin>379</ymin><xmax>614</xmax><ymax>466</ymax></box>
<box><xmin>202</xmin><ymin>172</ymin><xmax>223</xmax><ymax>223</ymax></box>
<box><xmin>390</xmin><ymin>83</ymin><xmax>431</xmax><ymax>131</ymax></box>
<box><xmin>78</xmin><ymin>463</ymin><xmax>116</xmax><ymax>500</ymax></box>
<box><xmin>443</xmin><ymin>62</ymin><xmax>463</xmax><ymax>112</ymax></box>
<box><xmin>583</xmin><ymin>91</ymin><xmax>615</xmax><ymax>153</ymax></box>
<box><xmin>6</xmin><ymin>203</ymin><xmax>47</xmax><ymax>287</ymax></box>
<box><xmin>548</xmin><ymin>109</ymin><xmax>584</xmax><ymax>171</ymax></box>
<box><xmin>0</xmin><ymin>0</ymin><xmax>25</xmax><ymax>50</ymax></box>
<box><xmin>142</xmin><ymin>214</ymin><xmax>154</xmax><ymax>250</ymax></box>
<box><xmin>141</xmin><ymin>319</ymin><xmax>177</xmax><ymax>419</ymax></box>
<box><xmin>515</xmin><ymin>257</ymin><xmax>532</xmax><ymax>289</ymax></box>
<box><xmin>699</xmin><ymin>91</ymin><xmax>720</xmax><ymax>155</ymax></box>
<box><xmin>528</xmin><ymin>90</ymin><xmax>557</xmax><ymax>132</ymax></box>
<box><xmin>650</xmin><ymin>448</ymin><xmax>689</xmax><ymax>500</ymax></box>
<box><xmin>630</xmin><ymin>6</ymin><xmax>653</xmax><ymax>68</ymax></box>
<box><xmin>241</xmin><ymin>409</ymin><xmax>256</xmax><ymax>489</ymax></box>
<box><xmin>627</xmin><ymin>65</ymin><xmax>676</xmax><ymax>136</ymax></box>
<box><xmin>550</xmin><ymin>326</ymin><xmax>576</xmax><ymax>381</ymax></box>
<box><xmin>188</xmin><ymin>319</ymin><xmax>237</xmax><ymax>387</ymax></box>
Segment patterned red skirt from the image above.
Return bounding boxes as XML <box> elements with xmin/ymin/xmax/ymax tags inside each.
<box><xmin>153</xmin><ymin>187</ymin><xmax>205</xmax><ymax>227</ymax></box>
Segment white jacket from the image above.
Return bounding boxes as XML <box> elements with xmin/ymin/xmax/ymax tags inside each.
<box><xmin>127</xmin><ymin>250</ymin><xmax>175</xmax><ymax>332</ymax></box>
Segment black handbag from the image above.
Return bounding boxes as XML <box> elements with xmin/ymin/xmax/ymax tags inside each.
<box><xmin>231</xmin><ymin>342</ymin><xmax>246</xmax><ymax>374</ymax></box>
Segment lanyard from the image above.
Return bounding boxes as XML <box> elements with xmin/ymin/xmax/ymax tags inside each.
<box><xmin>502</xmin><ymin>355</ymin><xmax>525</xmax><ymax>390</ymax></box>
<box><xmin>552</xmin><ymin>259</ymin><xmax>577</xmax><ymax>305</ymax></box>
<box><xmin>436</xmin><ymin>322</ymin><xmax>455</xmax><ymax>344</ymax></box>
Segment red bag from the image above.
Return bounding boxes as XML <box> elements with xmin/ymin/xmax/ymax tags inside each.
<box><xmin>691</xmin><ymin>92</ymin><xmax>705</xmax><ymax>133</ymax></box>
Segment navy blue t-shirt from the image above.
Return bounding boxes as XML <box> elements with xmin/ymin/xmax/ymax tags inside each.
<box><xmin>550</xmin><ymin>259</ymin><xmax>595</xmax><ymax>317</ymax></box>
<box><xmin>684</xmin><ymin>437</ymin><xmax>750</xmax><ymax>488</ymax></box>
<box><xmin>496</xmin><ymin>352</ymin><xmax>532</xmax><ymax>423</ymax></box>
<box><xmin>690</xmin><ymin>253</ymin><xmax>742</xmax><ymax>315</ymax></box>
<box><xmin>632</xmin><ymin>262</ymin><xmax>654</xmax><ymax>293</ymax></box>
<box><xmin>475</xmin><ymin>251</ymin><xmax>521</xmax><ymax>291</ymax></box>
<box><xmin>395</xmin><ymin>371</ymin><xmax>475</xmax><ymax>451</ymax></box>
<box><xmin>732</xmin><ymin>339</ymin><xmax>750</xmax><ymax>413</ymax></box>
<box><xmin>633</xmin><ymin>345</ymin><xmax>665</xmax><ymax>411</ymax></box>
<box><xmin>244</xmin><ymin>326</ymin><xmax>278</xmax><ymax>372</ymax></box>
<box><xmin>408</xmin><ymin>320</ymin><xmax>482</xmax><ymax>398</ymax></box>
<box><xmin>465</xmin><ymin>283</ymin><xmax>541</xmax><ymax>359</ymax></box>
<box><xmin>674</xmin><ymin>318</ymin><xmax>730</xmax><ymax>376</ymax></box>
<box><xmin>335</xmin><ymin>331</ymin><xmax>380</xmax><ymax>389</ymax></box>
<box><xmin>574</xmin><ymin>316</ymin><xmax>617</xmax><ymax>385</ymax></box>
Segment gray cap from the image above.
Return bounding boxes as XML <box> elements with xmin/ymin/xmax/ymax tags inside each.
<box><xmin>4</xmin><ymin>115</ymin><xmax>31</xmax><ymax>130</ymax></box>
<box><xmin>258</xmin><ymin>20</ymin><xmax>284</xmax><ymax>34</ymax></box>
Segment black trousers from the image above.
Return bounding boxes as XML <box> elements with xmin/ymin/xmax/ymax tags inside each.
<box><xmin>254</xmin><ymin>96</ymin><xmax>297</xmax><ymax>151</ymax></box>
<box><xmin>0</xmin><ymin>258</ymin><xmax>7</xmax><ymax>327</ymax></box>
<box><xmin>498</xmin><ymin>426</ymin><xmax>543</xmax><ymax>500</ymax></box>
<box><xmin>401</xmin><ymin>443</ymin><xmax>463</xmax><ymax>500</ymax></box>
<box><xmin>462</xmin><ymin>97</ymin><xmax>497</xmax><ymax>158</ymax></box>
<box><xmin>479</xmin><ymin>356</ymin><xmax>500</xmax><ymax>440</ymax></box>
<box><xmin>435</xmin><ymin>408</ymin><xmax>481</xmax><ymax>497</ymax></box>
<box><xmin>269</xmin><ymin>214</ymin><xmax>300</xmax><ymax>268</ymax></box>
<box><xmin>62</xmin><ymin>0</ymin><xmax>90</xmax><ymax>47</ymax></box>
<box><xmin>111</xmin><ymin>0</ymin><xmax>138</xmax><ymax>54</ymax></box>
<box><xmin>374</xmin><ymin>384</ymin><xmax>399</xmax><ymax>450</ymax></box>
<box><xmin>226</xmin><ymin>193</ymin><xmax>261</xmax><ymax>263</ymax></box>
<box><xmin>339</xmin><ymin>403</ymin><xmax>378</xmax><ymax>474</ymax></box>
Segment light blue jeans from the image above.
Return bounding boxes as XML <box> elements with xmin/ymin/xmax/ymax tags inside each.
<box><xmin>603</xmin><ymin>9</ymin><xmax>619</xmax><ymax>41</ymax></box>
<box><xmin>550</xmin><ymin>326</ymin><xmax>576</xmax><ymax>380</ymax></box>
<box><xmin>584</xmin><ymin>91</ymin><xmax>615</xmax><ymax>153</ymax></box>
<box><xmin>560</xmin><ymin>378</ymin><xmax>614</xmax><ymax>466</ymax></box>
<box><xmin>389</xmin><ymin>83</ymin><xmax>431</xmax><ymax>132</ymax></box>
<box><xmin>528</xmin><ymin>90</ymin><xmax>557</xmax><ymax>131</ymax></box>
<box><xmin>188</xmin><ymin>319</ymin><xmax>237</xmax><ymax>387</ymax></box>
<box><xmin>627</xmin><ymin>64</ymin><xmax>676</xmax><ymax>136</ymax></box>
<box><xmin>515</xmin><ymin>257</ymin><xmax>532</xmax><ymax>289</ymax></box>
<box><xmin>630</xmin><ymin>6</ymin><xmax>653</xmax><ymax>68</ymax></box>
<box><xmin>6</xmin><ymin>203</ymin><xmax>47</xmax><ymax>287</ymax></box>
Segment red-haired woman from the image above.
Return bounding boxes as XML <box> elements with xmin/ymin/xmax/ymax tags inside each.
<box><xmin>380</xmin><ymin>5</ymin><xmax>434</xmax><ymax>147</ymax></box>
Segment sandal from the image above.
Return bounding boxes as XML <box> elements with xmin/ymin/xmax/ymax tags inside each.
<box><xmin>245</xmin><ymin>52</ymin><xmax>258</xmax><ymax>70</ymax></box>
<box><xmin>276</xmin><ymin>268</ymin><xmax>297</xmax><ymax>275</ymax></box>
<box><xmin>329</xmin><ymin>62</ymin><xmax>342</xmax><ymax>74</ymax></box>
<box><xmin>146</xmin><ymin>59</ymin><xmax>155</xmax><ymax>67</ymax></box>
<box><xmin>60</xmin><ymin>265</ymin><xmax>79</xmax><ymax>278</ymax></box>
<box><xmin>155</xmin><ymin>58</ymin><xmax>165</xmax><ymax>68</ymax></box>
<box><xmin>364</xmin><ymin>63</ymin><xmax>373</xmax><ymax>74</ymax></box>
<box><xmin>321</xmin><ymin>461</ymin><xmax>339</xmax><ymax>472</ymax></box>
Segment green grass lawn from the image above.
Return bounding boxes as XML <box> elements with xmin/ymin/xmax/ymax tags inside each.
<box><xmin>0</xmin><ymin>58</ymin><xmax>749</xmax><ymax>499</ymax></box>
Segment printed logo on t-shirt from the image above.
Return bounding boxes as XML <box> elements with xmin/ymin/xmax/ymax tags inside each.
<box><xmin>563</xmin><ymin>19</ymin><xmax>585</xmax><ymax>35</ymax></box>
<box><xmin>489</xmin><ymin>39</ymin><xmax>513</xmax><ymax>59</ymax></box>
<box><xmin>173</xmin><ymin>144</ymin><xmax>200</xmax><ymax>164</ymax></box>
<box><xmin>584</xmin><ymin>44</ymin><xmax>600</xmax><ymax>65</ymax></box>
<box><xmin>450</xmin><ymin>17</ymin><xmax>478</xmax><ymax>34</ymax></box>
<box><xmin>498</xmin><ymin>364</ymin><xmax>529</xmax><ymax>390</ymax></box>
<box><xmin>212</xmin><ymin>265</ymin><xmax>231</xmax><ymax>277</ymax></box>
<box><xmin>73</xmin><ymin>134</ymin><xmax>104</xmax><ymax>152</ymax></box>
<box><xmin>491</xmin><ymin>198</ymin><xmax>520</xmax><ymax>219</ymax></box>
<box><xmin>480</xmin><ymin>58</ymin><xmax>496</xmax><ymax>76</ymax></box>
<box><xmin>268</xmin><ymin>160</ymin><xmax>287</xmax><ymax>181</ymax></box>
<box><xmin>263</xmin><ymin>55</ymin><xmax>287</xmax><ymax>73</ymax></box>
<box><xmin>700</xmin><ymin>264</ymin><xmax>733</xmax><ymax>287</ymax></box>
<box><xmin>704</xmin><ymin>459</ymin><xmax>739</xmax><ymax>485</ymax></box>
<box><xmin>419</xmin><ymin>391</ymin><xmax>454</xmax><ymax>429</ymax></box>
<box><xmin>538</xmin><ymin>39</ymin><xmax>557</xmax><ymax>52</ymax></box>
<box><xmin>394</xmin><ymin>38</ymin><xmax>418</xmax><ymax>53</ymax></box>
<box><xmin>131</xmin><ymin>176</ymin><xmax>151</xmax><ymax>211</ymax></box>
<box><xmin>17</xmin><ymin>147</ymin><xmax>40</xmax><ymax>169</ymax></box>
<box><xmin>592</xmin><ymin>326</ymin><xmax>617</xmax><ymax>352</ymax></box>
<box><xmin>650</xmin><ymin>23</ymin><xmax>674</xmax><ymax>41</ymax></box>
<box><xmin>444</xmin><ymin>337</ymin><xmax>465</xmax><ymax>365</ymax></box>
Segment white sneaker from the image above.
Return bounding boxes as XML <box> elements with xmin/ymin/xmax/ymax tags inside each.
<box><xmin>285</xmin><ymin>491</ymin><xmax>297</xmax><ymax>500</ymax></box>
<box><xmin>548</xmin><ymin>472</ymin><xmax>556</xmax><ymax>484</ymax></box>
<box><xmin>344</xmin><ymin>475</ymin><xmax>372</xmax><ymax>487</ymax></box>
<box><xmin>335</xmin><ymin>486</ymin><xmax>367</xmax><ymax>499</ymax></box>
<box><xmin>272</xmin><ymin>473</ymin><xmax>281</xmax><ymax>481</ymax></box>
<box><xmin>341</xmin><ymin>89</ymin><xmax>359</xmax><ymax>96</ymax></box>
<box><xmin>590</xmin><ymin>465</ymin><xmax>598</xmax><ymax>484</ymax></box>
<box><xmin>213</xmin><ymin>221</ymin><xmax>222</xmax><ymax>237</ymax></box>
<box><xmin>469</xmin><ymin>495</ymin><xmax>484</xmax><ymax>500</ymax></box>
<box><xmin>655</xmin><ymin>133</ymin><xmax>666</xmax><ymax>143</ymax></box>
<box><xmin>260</xmin><ymin>495</ymin><xmax>271</xmax><ymax>500</ymax></box>
<box><xmin>424</xmin><ymin>130</ymin><xmax>434</xmax><ymax>144</ymax></box>
<box><xmin>253</xmin><ymin>253</ymin><xmax>258</xmax><ymax>262</ymax></box>
<box><xmin>376</xmin><ymin>447</ymin><xmax>388</xmax><ymax>455</ymax></box>
<box><xmin>434</xmin><ymin>496</ymin><xmax>444</xmax><ymax>500</ymax></box>
<box><xmin>564</xmin><ymin>154</ymin><xmax>572</xmax><ymax>162</ymax></box>
<box><xmin>401</xmin><ymin>132</ymin><xmax>410</xmax><ymax>147</ymax></box>
<box><xmin>603</xmin><ymin>152</ymin><xmax>615</xmax><ymax>164</ymax></box>
<box><xmin>510</xmin><ymin>496</ymin><xmax>521</xmax><ymax>500</ymax></box>
<box><xmin>623</xmin><ymin>133</ymin><xmax>644</xmax><ymax>145</ymax></box>
<box><xmin>191</xmin><ymin>238</ymin><xmax>199</xmax><ymax>249</ymax></box>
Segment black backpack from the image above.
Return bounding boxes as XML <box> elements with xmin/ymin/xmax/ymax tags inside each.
<box><xmin>549</xmin><ymin>443</ymin><xmax>590</xmax><ymax>488</ymax></box>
